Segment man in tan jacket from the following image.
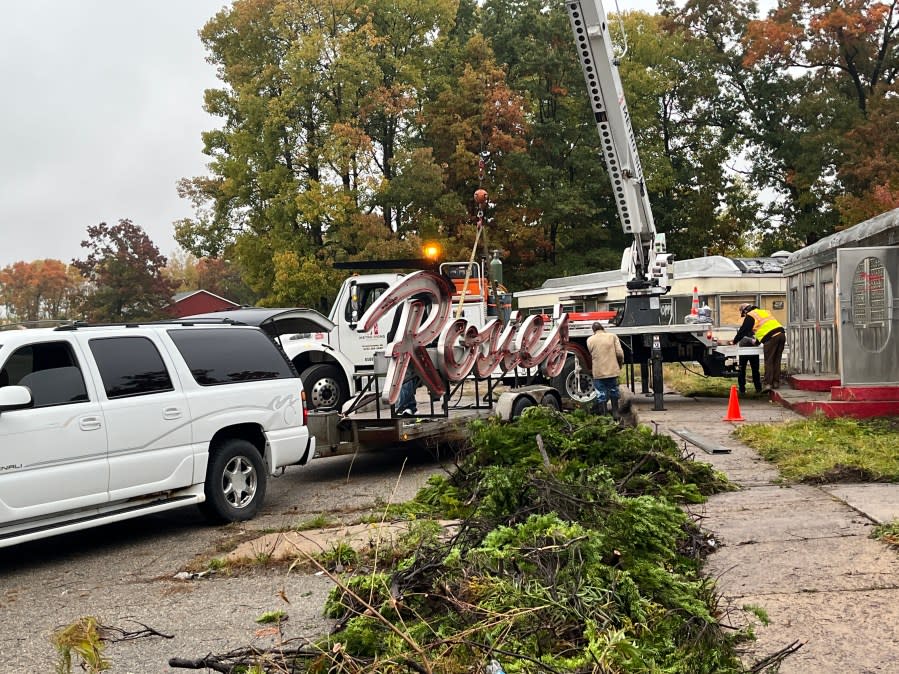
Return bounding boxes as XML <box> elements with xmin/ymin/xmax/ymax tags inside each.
<box><xmin>586</xmin><ymin>321</ymin><xmax>624</xmax><ymax>417</ymax></box>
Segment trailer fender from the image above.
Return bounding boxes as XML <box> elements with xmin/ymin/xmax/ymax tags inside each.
<box><xmin>495</xmin><ymin>385</ymin><xmax>563</xmax><ymax>421</ymax></box>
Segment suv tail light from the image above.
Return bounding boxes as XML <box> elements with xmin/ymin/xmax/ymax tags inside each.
<box><xmin>301</xmin><ymin>390</ymin><xmax>308</xmax><ymax>426</ymax></box>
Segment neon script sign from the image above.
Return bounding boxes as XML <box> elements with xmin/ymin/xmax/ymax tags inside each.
<box><xmin>358</xmin><ymin>271</ymin><xmax>570</xmax><ymax>405</ymax></box>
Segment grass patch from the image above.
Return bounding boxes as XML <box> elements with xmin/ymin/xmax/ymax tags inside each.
<box><xmin>662</xmin><ymin>363</ymin><xmax>761</xmax><ymax>398</ymax></box>
<box><xmin>734</xmin><ymin>415</ymin><xmax>899</xmax><ymax>482</ymax></box>
<box><xmin>294</xmin><ymin>514</ymin><xmax>337</xmax><ymax>531</ymax></box>
<box><xmin>872</xmin><ymin>520</ymin><xmax>899</xmax><ymax>549</ymax></box>
<box><xmin>255</xmin><ymin>609</ymin><xmax>287</xmax><ymax>624</ymax></box>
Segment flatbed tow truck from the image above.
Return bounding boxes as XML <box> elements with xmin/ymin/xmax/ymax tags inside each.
<box><xmin>204</xmin><ymin>276</ymin><xmax>567</xmax><ymax>456</ymax></box>
<box><xmin>188</xmin><ymin>0</ymin><xmax>755</xmax><ymax>444</ymax></box>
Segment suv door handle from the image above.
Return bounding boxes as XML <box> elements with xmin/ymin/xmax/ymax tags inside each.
<box><xmin>79</xmin><ymin>416</ymin><xmax>102</xmax><ymax>431</ymax></box>
<box><xmin>163</xmin><ymin>407</ymin><xmax>183</xmax><ymax>420</ymax></box>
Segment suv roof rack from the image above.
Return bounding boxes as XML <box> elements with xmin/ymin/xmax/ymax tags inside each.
<box><xmin>48</xmin><ymin>319</ymin><xmax>253</xmax><ymax>331</ymax></box>
<box><xmin>1</xmin><ymin>319</ymin><xmax>79</xmax><ymax>332</ymax></box>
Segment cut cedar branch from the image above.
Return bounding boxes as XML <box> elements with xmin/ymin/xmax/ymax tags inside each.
<box><xmin>167</xmin><ymin>408</ymin><xmax>802</xmax><ymax>673</ymax></box>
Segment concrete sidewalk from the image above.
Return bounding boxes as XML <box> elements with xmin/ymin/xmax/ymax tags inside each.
<box><xmin>631</xmin><ymin>392</ymin><xmax>899</xmax><ymax>674</ymax></box>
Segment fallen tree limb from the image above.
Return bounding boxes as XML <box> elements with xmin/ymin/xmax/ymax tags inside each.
<box><xmin>749</xmin><ymin>640</ymin><xmax>804</xmax><ymax>673</ymax></box>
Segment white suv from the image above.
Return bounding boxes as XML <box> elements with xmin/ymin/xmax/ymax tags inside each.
<box><xmin>0</xmin><ymin>321</ymin><xmax>315</xmax><ymax>548</ymax></box>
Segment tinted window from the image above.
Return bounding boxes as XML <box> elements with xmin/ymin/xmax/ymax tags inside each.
<box><xmin>167</xmin><ymin>328</ymin><xmax>295</xmax><ymax>386</ymax></box>
<box><xmin>0</xmin><ymin>341</ymin><xmax>88</xmax><ymax>407</ymax></box>
<box><xmin>89</xmin><ymin>337</ymin><xmax>173</xmax><ymax>398</ymax></box>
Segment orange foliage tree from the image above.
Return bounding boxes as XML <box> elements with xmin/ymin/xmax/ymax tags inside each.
<box><xmin>0</xmin><ymin>259</ymin><xmax>82</xmax><ymax>323</ymax></box>
<box><xmin>744</xmin><ymin>0</ymin><xmax>899</xmax><ymax>228</ymax></box>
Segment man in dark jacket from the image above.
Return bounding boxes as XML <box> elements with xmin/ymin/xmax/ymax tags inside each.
<box><xmin>732</xmin><ymin>303</ymin><xmax>786</xmax><ymax>392</ymax></box>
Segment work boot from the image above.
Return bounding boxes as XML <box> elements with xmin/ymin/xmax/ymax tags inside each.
<box><xmin>610</xmin><ymin>397</ymin><xmax>620</xmax><ymax>420</ymax></box>
<box><xmin>593</xmin><ymin>400</ymin><xmax>608</xmax><ymax>415</ymax></box>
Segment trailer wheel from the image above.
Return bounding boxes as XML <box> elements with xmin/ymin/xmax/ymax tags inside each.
<box><xmin>301</xmin><ymin>363</ymin><xmax>348</xmax><ymax>410</ymax></box>
<box><xmin>552</xmin><ymin>356</ymin><xmax>596</xmax><ymax>404</ymax></box>
<box><xmin>511</xmin><ymin>395</ymin><xmax>536</xmax><ymax>420</ymax></box>
<box><xmin>541</xmin><ymin>393</ymin><xmax>562</xmax><ymax>411</ymax></box>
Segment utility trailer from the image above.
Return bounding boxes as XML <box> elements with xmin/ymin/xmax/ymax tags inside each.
<box><xmin>307</xmin><ymin>368</ymin><xmax>561</xmax><ymax>456</ymax></box>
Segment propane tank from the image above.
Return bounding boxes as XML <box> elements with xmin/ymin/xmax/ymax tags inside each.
<box><xmin>489</xmin><ymin>249</ymin><xmax>503</xmax><ymax>286</ymax></box>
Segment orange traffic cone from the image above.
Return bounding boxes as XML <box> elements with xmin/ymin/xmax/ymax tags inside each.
<box><xmin>690</xmin><ymin>286</ymin><xmax>699</xmax><ymax>316</ymax></box>
<box><xmin>723</xmin><ymin>385</ymin><xmax>745</xmax><ymax>422</ymax></box>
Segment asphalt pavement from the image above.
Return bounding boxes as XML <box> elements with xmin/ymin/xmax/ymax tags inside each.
<box><xmin>631</xmin><ymin>391</ymin><xmax>899</xmax><ymax>674</ymax></box>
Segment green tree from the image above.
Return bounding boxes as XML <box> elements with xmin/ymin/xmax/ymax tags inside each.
<box><xmin>419</xmin><ymin>32</ymin><xmax>531</xmax><ymax>272</ymax></box>
<box><xmin>73</xmin><ymin>220</ymin><xmax>177</xmax><ymax>322</ymax></box>
<box><xmin>479</xmin><ymin>0</ymin><xmax>623</xmax><ymax>287</ymax></box>
<box><xmin>617</xmin><ymin>11</ymin><xmax>757</xmax><ymax>260</ymax></box>
<box><xmin>177</xmin><ymin>0</ymin><xmax>459</xmax><ymax>305</ymax></box>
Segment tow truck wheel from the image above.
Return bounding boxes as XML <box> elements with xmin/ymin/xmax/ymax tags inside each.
<box><xmin>552</xmin><ymin>356</ymin><xmax>596</xmax><ymax>404</ymax></box>
<box><xmin>301</xmin><ymin>363</ymin><xmax>349</xmax><ymax>410</ymax></box>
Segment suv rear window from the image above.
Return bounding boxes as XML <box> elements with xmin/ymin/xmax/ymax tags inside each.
<box><xmin>168</xmin><ymin>328</ymin><xmax>295</xmax><ymax>386</ymax></box>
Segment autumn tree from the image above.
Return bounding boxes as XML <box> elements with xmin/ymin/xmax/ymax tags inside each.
<box><xmin>836</xmin><ymin>95</ymin><xmax>899</xmax><ymax>222</ymax></box>
<box><xmin>72</xmin><ymin>220</ymin><xmax>177</xmax><ymax>322</ymax></box>
<box><xmin>0</xmin><ymin>259</ymin><xmax>82</xmax><ymax>322</ymax></box>
<box><xmin>664</xmin><ymin>0</ymin><xmax>899</xmax><ymax>248</ymax></box>
<box><xmin>163</xmin><ymin>250</ymin><xmax>201</xmax><ymax>291</ymax></box>
<box><xmin>176</xmin><ymin>0</ymin><xmax>459</xmax><ymax>307</ymax></box>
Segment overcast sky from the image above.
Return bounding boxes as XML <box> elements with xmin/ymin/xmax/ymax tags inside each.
<box><xmin>0</xmin><ymin>0</ymin><xmax>661</xmax><ymax>269</ymax></box>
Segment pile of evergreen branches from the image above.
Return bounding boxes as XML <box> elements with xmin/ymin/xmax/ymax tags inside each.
<box><xmin>314</xmin><ymin>408</ymin><xmax>744</xmax><ymax>674</ymax></box>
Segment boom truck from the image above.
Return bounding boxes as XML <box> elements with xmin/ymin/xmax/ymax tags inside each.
<box><xmin>547</xmin><ymin>0</ymin><xmax>737</xmax><ymax>409</ymax></box>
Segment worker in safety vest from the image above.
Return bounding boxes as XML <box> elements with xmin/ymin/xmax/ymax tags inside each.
<box><xmin>732</xmin><ymin>303</ymin><xmax>786</xmax><ymax>392</ymax></box>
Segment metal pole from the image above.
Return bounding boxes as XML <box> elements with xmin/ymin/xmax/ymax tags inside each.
<box><xmin>651</xmin><ymin>334</ymin><xmax>665</xmax><ymax>411</ymax></box>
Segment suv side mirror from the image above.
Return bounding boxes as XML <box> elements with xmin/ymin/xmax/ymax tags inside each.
<box><xmin>0</xmin><ymin>385</ymin><xmax>33</xmax><ymax>413</ymax></box>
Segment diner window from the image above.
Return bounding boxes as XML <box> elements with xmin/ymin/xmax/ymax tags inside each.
<box><xmin>822</xmin><ymin>281</ymin><xmax>835</xmax><ymax>320</ymax></box>
<box><xmin>803</xmin><ymin>284</ymin><xmax>817</xmax><ymax>321</ymax></box>
<box><xmin>721</xmin><ymin>296</ymin><xmax>755</xmax><ymax>326</ymax></box>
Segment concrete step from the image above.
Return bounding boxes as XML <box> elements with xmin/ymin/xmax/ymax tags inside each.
<box><xmin>831</xmin><ymin>385</ymin><xmax>899</xmax><ymax>402</ymax></box>
<box><xmin>775</xmin><ymin>393</ymin><xmax>899</xmax><ymax>419</ymax></box>
<box><xmin>788</xmin><ymin>373</ymin><xmax>840</xmax><ymax>392</ymax></box>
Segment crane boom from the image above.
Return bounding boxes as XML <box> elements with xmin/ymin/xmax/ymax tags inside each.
<box><xmin>565</xmin><ymin>0</ymin><xmax>672</xmax><ymax>325</ymax></box>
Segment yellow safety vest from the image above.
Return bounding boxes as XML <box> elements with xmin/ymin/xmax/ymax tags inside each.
<box><xmin>748</xmin><ymin>309</ymin><xmax>783</xmax><ymax>341</ymax></box>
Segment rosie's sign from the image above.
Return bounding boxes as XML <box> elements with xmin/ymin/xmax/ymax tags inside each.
<box><xmin>358</xmin><ymin>270</ymin><xmax>569</xmax><ymax>405</ymax></box>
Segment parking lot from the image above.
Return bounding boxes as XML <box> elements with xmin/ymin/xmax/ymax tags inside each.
<box><xmin>0</xmin><ymin>447</ymin><xmax>452</xmax><ymax>671</ymax></box>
